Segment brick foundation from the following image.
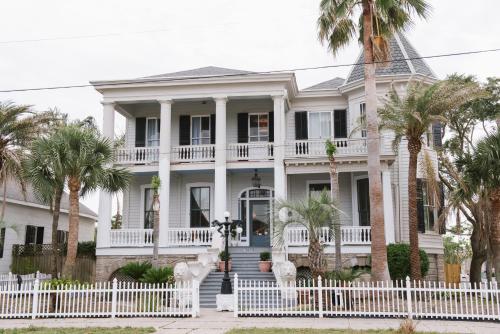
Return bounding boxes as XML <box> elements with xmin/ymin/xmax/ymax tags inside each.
<box><xmin>95</xmin><ymin>254</ymin><xmax>197</xmax><ymax>281</ymax></box>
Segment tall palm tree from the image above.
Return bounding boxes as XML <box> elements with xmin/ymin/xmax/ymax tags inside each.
<box><xmin>317</xmin><ymin>0</ymin><xmax>430</xmax><ymax>281</ymax></box>
<box><xmin>274</xmin><ymin>191</ymin><xmax>339</xmax><ymax>278</ymax></box>
<box><xmin>379</xmin><ymin>79</ymin><xmax>484</xmax><ymax>280</ymax></box>
<box><xmin>48</xmin><ymin>125</ymin><xmax>131</xmax><ymax>278</ymax></box>
<box><xmin>464</xmin><ymin>132</ymin><xmax>500</xmax><ymax>279</ymax></box>
<box><xmin>325</xmin><ymin>140</ymin><xmax>342</xmax><ymax>271</ymax></box>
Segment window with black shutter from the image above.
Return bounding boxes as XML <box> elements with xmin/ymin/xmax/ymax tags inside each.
<box><xmin>0</xmin><ymin>228</ymin><xmax>5</xmax><ymax>258</ymax></box>
<box><xmin>432</xmin><ymin>123</ymin><xmax>443</xmax><ymax>148</ymax></box>
<box><xmin>294</xmin><ymin>111</ymin><xmax>308</xmax><ymax>140</ymax></box>
<box><xmin>417</xmin><ymin>179</ymin><xmax>435</xmax><ymax>233</ymax></box>
<box><xmin>135</xmin><ymin>117</ymin><xmax>146</xmax><ymax>147</ymax></box>
<box><xmin>210</xmin><ymin>114</ymin><xmax>216</xmax><ymax>144</ymax></box>
<box><xmin>268</xmin><ymin>111</ymin><xmax>274</xmax><ymax>142</ymax></box>
<box><xmin>179</xmin><ymin>115</ymin><xmax>191</xmax><ymax>145</ymax></box>
<box><xmin>237</xmin><ymin>113</ymin><xmax>249</xmax><ymax>143</ymax></box>
<box><xmin>334</xmin><ymin>109</ymin><xmax>347</xmax><ymax>138</ymax></box>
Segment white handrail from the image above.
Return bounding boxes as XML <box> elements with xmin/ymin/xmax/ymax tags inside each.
<box><xmin>227</xmin><ymin>142</ymin><xmax>274</xmax><ymax>161</ymax></box>
<box><xmin>115</xmin><ymin>147</ymin><xmax>159</xmax><ymax>164</ymax></box>
<box><xmin>167</xmin><ymin>228</ymin><xmax>213</xmax><ymax>246</ymax></box>
<box><xmin>285</xmin><ymin>226</ymin><xmax>371</xmax><ymax>246</ymax></box>
<box><xmin>171</xmin><ymin>145</ymin><xmax>215</xmax><ymax>162</ymax></box>
<box><xmin>110</xmin><ymin>229</ymin><xmax>154</xmax><ymax>247</ymax></box>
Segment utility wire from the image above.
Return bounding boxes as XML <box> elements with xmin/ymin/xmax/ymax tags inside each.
<box><xmin>0</xmin><ymin>47</ymin><xmax>499</xmax><ymax>93</ymax></box>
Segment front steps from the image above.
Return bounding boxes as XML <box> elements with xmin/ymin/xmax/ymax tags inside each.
<box><xmin>199</xmin><ymin>247</ymin><xmax>276</xmax><ymax>308</ymax></box>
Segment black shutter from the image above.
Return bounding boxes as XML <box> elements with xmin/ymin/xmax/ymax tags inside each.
<box><xmin>237</xmin><ymin>113</ymin><xmax>248</xmax><ymax>143</ymax></box>
<box><xmin>36</xmin><ymin>227</ymin><xmax>44</xmax><ymax>245</ymax></box>
<box><xmin>179</xmin><ymin>115</ymin><xmax>191</xmax><ymax>146</ymax></box>
<box><xmin>268</xmin><ymin>111</ymin><xmax>274</xmax><ymax>142</ymax></box>
<box><xmin>334</xmin><ymin>109</ymin><xmax>347</xmax><ymax>138</ymax></box>
<box><xmin>433</xmin><ymin>123</ymin><xmax>443</xmax><ymax>148</ymax></box>
<box><xmin>438</xmin><ymin>183</ymin><xmax>446</xmax><ymax>234</ymax></box>
<box><xmin>135</xmin><ymin>118</ymin><xmax>146</xmax><ymax>147</ymax></box>
<box><xmin>295</xmin><ymin>111</ymin><xmax>308</xmax><ymax>140</ymax></box>
<box><xmin>210</xmin><ymin>114</ymin><xmax>216</xmax><ymax>144</ymax></box>
<box><xmin>417</xmin><ymin>179</ymin><xmax>426</xmax><ymax>233</ymax></box>
<box><xmin>25</xmin><ymin>225</ymin><xmax>35</xmax><ymax>245</ymax></box>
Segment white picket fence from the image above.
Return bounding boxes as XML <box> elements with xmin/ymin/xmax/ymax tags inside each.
<box><xmin>0</xmin><ymin>278</ymin><xmax>200</xmax><ymax>319</ymax></box>
<box><xmin>233</xmin><ymin>275</ymin><xmax>500</xmax><ymax>321</ymax></box>
<box><xmin>0</xmin><ymin>272</ymin><xmax>51</xmax><ymax>289</ymax></box>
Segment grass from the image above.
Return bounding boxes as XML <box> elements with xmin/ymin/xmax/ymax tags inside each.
<box><xmin>225</xmin><ymin>330</ymin><xmax>435</xmax><ymax>334</ymax></box>
<box><xmin>0</xmin><ymin>327</ymin><xmax>155</xmax><ymax>334</ymax></box>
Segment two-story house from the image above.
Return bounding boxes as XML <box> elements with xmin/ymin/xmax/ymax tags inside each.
<box><xmin>92</xmin><ymin>32</ymin><xmax>444</xmax><ymax>283</ymax></box>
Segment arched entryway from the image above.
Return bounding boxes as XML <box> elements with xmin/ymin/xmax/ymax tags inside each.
<box><xmin>238</xmin><ymin>187</ymin><xmax>274</xmax><ymax>247</ymax></box>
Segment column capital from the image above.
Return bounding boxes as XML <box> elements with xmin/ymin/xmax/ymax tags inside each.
<box><xmin>271</xmin><ymin>90</ymin><xmax>288</xmax><ymax>101</ymax></box>
<box><xmin>213</xmin><ymin>96</ymin><xmax>228</xmax><ymax>103</ymax></box>
<box><xmin>101</xmin><ymin>101</ymin><xmax>116</xmax><ymax>107</ymax></box>
<box><xmin>158</xmin><ymin>99</ymin><xmax>173</xmax><ymax>105</ymax></box>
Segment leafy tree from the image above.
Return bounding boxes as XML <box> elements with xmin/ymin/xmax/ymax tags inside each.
<box><xmin>379</xmin><ymin>78</ymin><xmax>484</xmax><ymax>280</ymax></box>
<box><xmin>443</xmin><ymin>236</ymin><xmax>472</xmax><ymax>265</ymax></box>
<box><xmin>317</xmin><ymin>0</ymin><xmax>431</xmax><ymax>281</ymax></box>
<box><xmin>387</xmin><ymin>243</ymin><xmax>429</xmax><ymax>281</ymax></box>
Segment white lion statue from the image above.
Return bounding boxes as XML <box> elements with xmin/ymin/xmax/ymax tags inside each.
<box><xmin>274</xmin><ymin>260</ymin><xmax>296</xmax><ymax>285</ymax></box>
<box><xmin>173</xmin><ymin>262</ymin><xmax>193</xmax><ymax>283</ymax></box>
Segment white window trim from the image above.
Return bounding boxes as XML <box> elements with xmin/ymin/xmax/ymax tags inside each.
<box><xmin>140</xmin><ymin>184</ymin><xmax>153</xmax><ymax>229</ymax></box>
<box><xmin>190</xmin><ymin>115</ymin><xmax>211</xmax><ymax>146</ymax></box>
<box><xmin>305</xmin><ymin>180</ymin><xmax>331</xmax><ymax>197</ymax></box>
<box><xmin>145</xmin><ymin>117</ymin><xmax>160</xmax><ymax>147</ymax></box>
<box><xmin>185</xmin><ymin>182</ymin><xmax>214</xmax><ymax>228</ymax></box>
<box><xmin>351</xmin><ymin>174</ymin><xmax>369</xmax><ymax>227</ymax></box>
<box><xmin>248</xmin><ymin>112</ymin><xmax>269</xmax><ymax>143</ymax></box>
<box><xmin>307</xmin><ymin>111</ymin><xmax>334</xmax><ymax>140</ymax></box>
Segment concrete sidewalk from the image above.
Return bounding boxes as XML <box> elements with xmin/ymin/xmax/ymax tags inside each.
<box><xmin>0</xmin><ymin>309</ymin><xmax>499</xmax><ymax>334</ymax></box>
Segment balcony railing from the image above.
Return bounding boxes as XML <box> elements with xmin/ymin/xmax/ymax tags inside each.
<box><xmin>109</xmin><ymin>228</ymin><xmax>213</xmax><ymax>247</ymax></box>
<box><xmin>110</xmin><ymin>228</ymin><xmax>154</xmax><ymax>247</ymax></box>
<box><xmin>286</xmin><ymin>138</ymin><xmax>368</xmax><ymax>158</ymax></box>
<box><xmin>167</xmin><ymin>228</ymin><xmax>213</xmax><ymax>246</ymax></box>
<box><xmin>227</xmin><ymin>142</ymin><xmax>274</xmax><ymax>161</ymax></box>
<box><xmin>171</xmin><ymin>144</ymin><xmax>215</xmax><ymax>163</ymax></box>
<box><xmin>115</xmin><ymin>147</ymin><xmax>159</xmax><ymax>164</ymax></box>
<box><xmin>285</xmin><ymin>226</ymin><xmax>371</xmax><ymax>247</ymax></box>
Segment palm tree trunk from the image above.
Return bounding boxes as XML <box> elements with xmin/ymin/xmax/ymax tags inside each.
<box><xmin>62</xmin><ymin>177</ymin><xmax>80</xmax><ymax>278</ymax></box>
<box><xmin>362</xmin><ymin>0</ymin><xmax>389</xmax><ymax>282</ymax></box>
<box><xmin>328</xmin><ymin>156</ymin><xmax>342</xmax><ymax>272</ymax></box>
<box><xmin>51</xmin><ymin>187</ymin><xmax>63</xmax><ymax>278</ymax></box>
<box><xmin>408</xmin><ymin>139</ymin><xmax>422</xmax><ymax>280</ymax></box>
<box><xmin>469</xmin><ymin>212</ymin><xmax>487</xmax><ymax>285</ymax></box>
<box><xmin>308</xmin><ymin>235</ymin><xmax>323</xmax><ymax>278</ymax></box>
<box><xmin>488</xmin><ymin>188</ymin><xmax>500</xmax><ymax>279</ymax></box>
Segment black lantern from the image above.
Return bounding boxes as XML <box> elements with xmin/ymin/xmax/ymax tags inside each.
<box><xmin>251</xmin><ymin>169</ymin><xmax>261</xmax><ymax>188</ymax></box>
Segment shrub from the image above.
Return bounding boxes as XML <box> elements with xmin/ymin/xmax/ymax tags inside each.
<box><xmin>119</xmin><ymin>261</ymin><xmax>152</xmax><ymax>281</ymax></box>
<box><xmin>219</xmin><ymin>250</ymin><xmax>231</xmax><ymax>261</ymax></box>
<box><xmin>42</xmin><ymin>278</ymin><xmax>82</xmax><ymax>289</ymax></box>
<box><xmin>140</xmin><ymin>266</ymin><xmax>174</xmax><ymax>284</ymax></box>
<box><xmin>325</xmin><ymin>268</ymin><xmax>366</xmax><ymax>282</ymax></box>
<box><xmin>260</xmin><ymin>251</ymin><xmax>271</xmax><ymax>261</ymax></box>
<box><xmin>387</xmin><ymin>243</ymin><xmax>429</xmax><ymax>280</ymax></box>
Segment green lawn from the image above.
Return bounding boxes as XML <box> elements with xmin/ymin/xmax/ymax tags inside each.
<box><xmin>226</xmin><ymin>330</ymin><xmax>433</xmax><ymax>334</ymax></box>
<box><xmin>0</xmin><ymin>327</ymin><xmax>155</xmax><ymax>334</ymax></box>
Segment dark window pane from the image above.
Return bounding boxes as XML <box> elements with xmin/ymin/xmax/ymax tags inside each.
<box><xmin>190</xmin><ymin>187</ymin><xmax>210</xmax><ymax>227</ymax></box>
<box><xmin>36</xmin><ymin>227</ymin><xmax>44</xmax><ymax>245</ymax></box>
<box><xmin>0</xmin><ymin>228</ymin><xmax>5</xmax><ymax>258</ymax></box>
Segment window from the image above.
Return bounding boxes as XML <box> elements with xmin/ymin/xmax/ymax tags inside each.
<box><xmin>191</xmin><ymin>116</ymin><xmax>211</xmax><ymax>145</ymax></box>
<box><xmin>417</xmin><ymin>179</ymin><xmax>435</xmax><ymax>232</ymax></box>
<box><xmin>190</xmin><ymin>187</ymin><xmax>210</xmax><ymax>227</ymax></box>
<box><xmin>308</xmin><ymin>183</ymin><xmax>331</xmax><ymax>198</ymax></box>
<box><xmin>308</xmin><ymin>112</ymin><xmax>331</xmax><ymax>139</ymax></box>
<box><xmin>25</xmin><ymin>225</ymin><xmax>44</xmax><ymax>245</ymax></box>
<box><xmin>360</xmin><ymin>103</ymin><xmax>367</xmax><ymax>138</ymax></box>
<box><xmin>144</xmin><ymin>188</ymin><xmax>154</xmax><ymax>229</ymax></box>
<box><xmin>0</xmin><ymin>228</ymin><xmax>5</xmax><ymax>258</ymax></box>
<box><xmin>249</xmin><ymin>114</ymin><xmax>269</xmax><ymax>142</ymax></box>
<box><xmin>146</xmin><ymin>118</ymin><xmax>160</xmax><ymax>147</ymax></box>
<box><xmin>56</xmin><ymin>230</ymin><xmax>68</xmax><ymax>244</ymax></box>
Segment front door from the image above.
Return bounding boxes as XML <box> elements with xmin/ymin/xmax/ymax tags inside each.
<box><xmin>249</xmin><ymin>200</ymin><xmax>270</xmax><ymax>247</ymax></box>
<box><xmin>357</xmin><ymin>178</ymin><xmax>370</xmax><ymax>226</ymax></box>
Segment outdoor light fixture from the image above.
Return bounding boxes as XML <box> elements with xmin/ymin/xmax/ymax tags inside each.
<box><xmin>251</xmin><ymin>169</ymin><xmax>261</xmax><ymax>188</ymax></box>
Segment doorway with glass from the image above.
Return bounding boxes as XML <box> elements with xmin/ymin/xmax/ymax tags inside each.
<box><xmin>238</xmin><ymin>187</ymin><xmax>274</xmax><ymax>247</ymax></box>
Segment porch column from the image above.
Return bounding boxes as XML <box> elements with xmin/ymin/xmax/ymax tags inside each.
<box><xmin>382</xmin><ymin>170</ymin><xmax>395</xmax><ymax>244</ymax></box>
<box><xmin>97</xmin><ymin>102</ymin><xmax>115</xmax><ymax>249</ymax></box>
<box><xmin>213</xmin><ymin>96</ymin><xmax>227</xmax><ymax>249</ymax></box>
<box><xmin>159</xmin><ymin>99</ymin><xmax>173</xmax><ymax>247</ymax></box>
<box><xmin>273</xmin><ymin>94</ymin><xmax>287</xmax><ymax>201</ymax></box>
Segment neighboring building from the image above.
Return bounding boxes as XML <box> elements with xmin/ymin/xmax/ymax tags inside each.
<box><xmin>92</xmin><ymin>32</ymin><xmax>444</xmax><ymax>282</ymax></box>
<box><xmin>0</xmin><ymin>180</ymin><xmax>97</xmax><ymax>273</ymax></box>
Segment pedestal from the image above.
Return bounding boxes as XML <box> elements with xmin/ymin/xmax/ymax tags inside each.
<box><xmin>216</xmin><ymin>294</ymin><xmax>234</xmax><ymax>311</ymax></box>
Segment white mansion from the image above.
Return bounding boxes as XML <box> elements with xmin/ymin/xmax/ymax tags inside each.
<box><xmin>92</xmin><ymin>33</ymin><xmax>444</xmax><ymax>282</ymax></box>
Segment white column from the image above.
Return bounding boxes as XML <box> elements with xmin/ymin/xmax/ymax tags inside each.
<box><xmin>273</xmin><ymin>94</ymin><xmax>287</xmax><ymax>202</ymax></box>
<box><xmin>97</xmin><ymin>102</ymin><xmax>115</xmax><ymax>249</ymax></box>
<box><xmin>212</xmin><ymin>96</ymin><xmax>227</xmax><ymax>249</ymax></box>
<box><xmin>382</xmin><ymin>170</ymin><xmax>395</xmax><ymax>244</ymax></box>
<box><xmin>158</xmin><ymin>99</ymin><xmax>172</xmax><ymax>247</ymax></box>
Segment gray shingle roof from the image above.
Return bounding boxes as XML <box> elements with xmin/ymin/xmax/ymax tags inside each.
<box><xmin>303</xmin><ymin>77</ymin><xmax>345</xmax><ymax>91</ymax></box>
<box><xmin>345</xmin><ymin>32</ymin><xmax>436</xmax><ymax>84</ymax></box>
<box><xmin>144</xmin><ymin>66</ymin><xmax>252</xmax><ymax>79</ymax></box>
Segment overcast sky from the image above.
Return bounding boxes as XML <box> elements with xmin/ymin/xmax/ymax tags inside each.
<box><xmin>0</xmin><ymin>0</ymin><xmax>499</xmax><ymax>212</ymax></box>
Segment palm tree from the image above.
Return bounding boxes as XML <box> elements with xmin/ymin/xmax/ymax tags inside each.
<box><xmin>317</xmin><ymin>0</ymin><xmax>431</xmax><ymax>281</ymax></box>
<box><xmin>47</xmin><ymin>125</ymin><xmax>131</xmax><ymax>278</ymax></box>
<box><xmin>464</xmin><ymin>132</ymin><xmax>500</xmax><ymax>279</ymax></box>
<box><xmin>274</xmin><ymin>191</ymin><xmax>339</xmax><ymax>278</ymax></box>
<box><xmin>151</xmin><ymin>175</ymin><xmax>161</xmax><ymax>264</ymax></box>
<box><xmin>379</xmin><ymin>79</ymin><xmax>484</xmax><ymax>280</ymax></box>
<box><xmin>325</xmin><ymin>139</ymin><xmax>342</xmax><ymax>271</ymax></box>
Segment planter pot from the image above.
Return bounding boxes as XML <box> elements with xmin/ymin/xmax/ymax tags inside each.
<box><xmin>218</xmin><ymin>260</ymin><xmax>232</xmax><ymax>272</ymax></box>
<box><xmin>259</xmin><ymin>261</ymin><xmax>272</xmax><ymax>272</ymax></box>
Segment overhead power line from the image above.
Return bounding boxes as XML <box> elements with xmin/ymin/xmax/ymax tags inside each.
<box><xmin>0</xmin><ymin>47</ymin><xmax>499</xmax><ymax>93</ymax></box>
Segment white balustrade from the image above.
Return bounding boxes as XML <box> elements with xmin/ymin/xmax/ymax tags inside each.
<box><xmin>285</xmin><ymin>226</ymin><xmax>371</xmax><ymax>247</ymax></box>
<box><xmin>287</xmin><ymin>138</ymin><xmax>370</xmax><ymax>158</ymax></box>
<box><xmin>227</xmin><ymin>143</ymin><xmax>274</xmax><ymax>161</ymax></box>
<box><xmin>115</xmin><ymin>147</ymin><xmax>159</xmax><ymax>164</ymax></box>
<box><xmin>171</xmin><ymin>145</ymin><xmax>215</xmax><ymax>163</ymax></box>
<box><xmin>110</xmin><ymin>229</ymin><xmax>154</xmax><ymax>247</ymax></box>
<box><xmin>167</xmin><ymin>228</ymin><xmax>213</xmax><ymax>246</ymax></box>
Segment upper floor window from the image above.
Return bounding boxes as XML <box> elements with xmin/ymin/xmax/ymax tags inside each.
<box><xmin>308</xmin><ymin>112</ymin><xmax>331</xmax><ymax>139</ymax></box>
<box><xmin>146</xmin><ymin>118</ymin><xmax>160</xmax><ymax>147</ymax></box>
<box><xmin>417</xmin><ymin>179</ymin><xmax>435</xmax><ymax>233</ymax></box>
<box><xmin>191</xmin><ymin>116</ymin><xmax>211</xmax><ymax>145</ymax></box>
<box><xmin>190</xmin><ymin>187</ymin><xmax>210</xmax><ymax>227</ymax></box>
<box><xmin>360</xmin><ymin>103</ymin><xmax>367</xmax><ymax>138</ymax></box>
<box><xmin>249</xmin><ymin>113</ymin><xmax>269</xmax><ymax>142</ymax></box>
<box><xmin>25</xmin><ymin>225</ymin><xmax>44</xmax><ymax>245</ymax></box>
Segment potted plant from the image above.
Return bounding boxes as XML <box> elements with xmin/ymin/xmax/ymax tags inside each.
<box><xmin>259</xmin><ymin>251</ymin><xmax>272</xmax><ymax>272</ymax></box>
<box><xmin>218</xmin><ymin>250</ymin><xmax>231</xmax><ymax>272</ymax></box>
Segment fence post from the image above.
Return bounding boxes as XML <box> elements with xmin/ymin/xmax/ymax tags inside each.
<box><xmin>8</xmin><ymin>272</ymin><xmax>12</xmax><ymax>290</ymax></box>
<box><xmin>318</xmin><ymin>276</ymin><xmax>323</xmax><ymax>318</ymax></box>
<box><xmin>233</xmin><ymin>274</ymin><xmax>239</xmax><ymax>318</ymax></box>
<box><xmin>192</xmin><ymin>280</ymin><xmax>200</xmax><ymax>318</ymax></box>
<box><xmin>405</xmin><ymin>276</ymin><xmax>413</xmax><ymax>320</ymax></box>
<box><xmin>31</xmin><ymin>279</ymin><xmax>40</xmax><ymax>319</ymax></box>
<box><xmin>111</xmin><ymin>278</ymin><xmax>118</xmax><ymax>318</ymax></box>
<box><xmin>36</xmin><ymin>271</ymin><xmax>40</xmax><ymax>279</ymax></box>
